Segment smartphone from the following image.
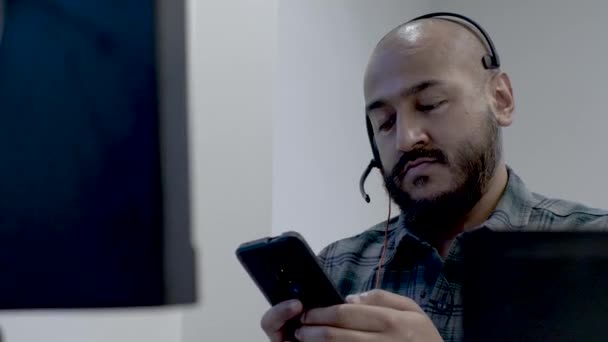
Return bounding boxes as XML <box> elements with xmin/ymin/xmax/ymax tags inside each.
<box><xmin>235</xmin><ymin>231</ymin><xmax>344</xmax><ymax>310</ymax></box>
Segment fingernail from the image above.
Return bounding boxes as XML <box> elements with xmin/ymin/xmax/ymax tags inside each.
<box><xmin>359</xmin><ymin>291</ymin><xmax>370</xmax><ymax>297</ymax></box>
<box><xmin>295</xmin><ymin>328</ymin><xmax>301</xmax><ymax>340</ymax></box>
<box><xmin>300</xmin><ymin>311</ymin><xmax>307</xmax><ymax>323</ymax></box>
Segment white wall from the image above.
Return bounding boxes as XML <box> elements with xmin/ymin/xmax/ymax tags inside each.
<box><xmin>180</xmin><ymin>0</ymin><xmax>276</xmax><ymax>341</ymax></box>
<box><xmin>431</xmin><ymin>0</ymin><xmax>608</xmax><ymax>208</ymax></box>
<box><xmin>273</xmin><ymin>0</ymin><xmax>432</xmax><ymax>253</ymax></box>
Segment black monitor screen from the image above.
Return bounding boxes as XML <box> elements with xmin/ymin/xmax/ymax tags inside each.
<box><xmin>0</xmin><ymin>0</ymin><xmax>181</xmax><ymax>308</ymax></box>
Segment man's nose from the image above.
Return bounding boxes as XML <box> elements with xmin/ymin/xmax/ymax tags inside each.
<box><xmin>395</xmin><ymin>114</ymin><xmax>429</xmax><ymax>152</ymax></box>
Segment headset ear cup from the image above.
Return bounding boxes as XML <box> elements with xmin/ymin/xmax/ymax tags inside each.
<box><xmin>482</xmin><ymin>54</ymin><xmax>498</xmax><ymax>69</ymax></box>
<box><xmin>482</xmin><ymin>55</ymin><xmax>492</xmax><ymax>69</ymax></box>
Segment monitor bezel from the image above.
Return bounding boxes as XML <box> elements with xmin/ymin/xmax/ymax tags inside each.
<box><xmin>156</xmin><ymin>0</ymin><xmax>197</xmax><ymax>305</ymax></box>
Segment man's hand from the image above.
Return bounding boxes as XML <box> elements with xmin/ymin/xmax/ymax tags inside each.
<box><xmin>295</xmin><ymin>289</ymin><xmax>443</xmax><ymax>342</ymax></box>
<box><xmin>261</xmin><ymin>299</ymin><xmax>304</xmax><ymax>342</ymax></box>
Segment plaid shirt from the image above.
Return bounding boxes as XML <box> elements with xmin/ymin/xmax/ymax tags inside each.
<box><xmin>317</xmin><ymin>167</ymin><xmax>608</xmax><ymax>342</ymax></box>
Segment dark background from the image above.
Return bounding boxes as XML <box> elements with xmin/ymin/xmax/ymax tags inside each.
<box><xmin>0</xmin><ymin>0</ymin><xmax>165</xmax><ymax>308</ymax></box>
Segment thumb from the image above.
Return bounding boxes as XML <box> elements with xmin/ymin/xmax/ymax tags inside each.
<box><xmin>346</xmin><ymin>289</ymin><xmax>424</xmax><ymax>313</ymax></box>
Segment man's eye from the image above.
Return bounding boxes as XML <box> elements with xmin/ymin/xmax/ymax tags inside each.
<box><xmin>379</xmin><ymin>115</ymin><xmax>396</xmax><ymax>132</ymax></box>
<box><xmin>417</xmin><ymin>100</ymin><xmax>446</xmax><ymax>112</ymax></box>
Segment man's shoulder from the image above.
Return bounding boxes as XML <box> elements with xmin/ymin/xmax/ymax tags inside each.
<box><xmin>528</xmin><ymin>191</ymin><xmax>608</xmax><ymax>228</ymax></box>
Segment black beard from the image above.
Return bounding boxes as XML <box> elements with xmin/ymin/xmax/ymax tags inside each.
<box><xmin>383</xmin><ymin>113</ymin><xmax>500</xmax><ymax>239</ymax></box>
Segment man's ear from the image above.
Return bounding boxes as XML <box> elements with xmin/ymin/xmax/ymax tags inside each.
<box><xmin>490</xmin><ymin>72</ymin><xmax>515</xmax><ymax>127</ymax></box>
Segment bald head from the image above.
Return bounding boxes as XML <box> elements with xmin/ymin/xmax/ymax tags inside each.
<box><xmin>379</xmin><ymin>19</ymin><xmax>490</xmax><ymax>58</ymax></box>
<box><xmin>366</xmin><ymin>18</ymin><xmax>496</xmax><ymax>93</ymax></box>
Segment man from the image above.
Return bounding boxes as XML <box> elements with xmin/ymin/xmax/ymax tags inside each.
<box><xmin>261</xmin><ymin>16</ymin><xmax>608</xmax><ymax>342</ymax></box>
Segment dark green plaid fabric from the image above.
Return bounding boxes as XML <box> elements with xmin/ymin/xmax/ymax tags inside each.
<box><xmin>318</xmin><ymin>167</ymin><xmax>608</xmax><ymax>342</ymax></box>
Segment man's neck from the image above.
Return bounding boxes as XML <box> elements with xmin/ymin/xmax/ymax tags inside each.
<box><xmin>432</xmin><ymin>164</ymin><xmax>509</xmax><ymax>258</ymax></box>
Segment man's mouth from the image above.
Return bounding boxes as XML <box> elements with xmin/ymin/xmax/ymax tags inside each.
<box><xmin>400</xmin><ymin>158</ymin><xmax>438</xmax><ymax>178</ymax></box>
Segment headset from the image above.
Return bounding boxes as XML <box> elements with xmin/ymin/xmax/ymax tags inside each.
<box><xmin>359</xmin><ymin>12</ymin><xmax>501</xmax><ymax>203</ymax></box>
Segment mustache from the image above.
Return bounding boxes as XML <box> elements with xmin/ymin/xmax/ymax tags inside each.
<box><xmin>390</xmin><ymin>148</ymin><xmax>448</xmax><ymax>181</ymax></box>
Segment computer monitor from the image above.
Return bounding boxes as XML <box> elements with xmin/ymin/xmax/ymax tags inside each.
<box><xmin>0</xmin><ymin>0</ymin><xmax>196</xmax><ymax>308</ymax></box>
<box><xmin>463</xmin><ymin>229</ymin><xmax>608</xmax><ymax>342</ymax></box>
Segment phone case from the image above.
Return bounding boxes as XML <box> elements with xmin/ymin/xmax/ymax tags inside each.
<box><xmin>235</xmin><ymin>231</ymin><xmax>344</xmax><ymax>309</ymax></box>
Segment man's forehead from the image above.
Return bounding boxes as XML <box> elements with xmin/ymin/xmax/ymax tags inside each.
<box><xmin>363</xmin><ymin>40</ymin><xmax>450</xmax><ymax>102</ymax></box>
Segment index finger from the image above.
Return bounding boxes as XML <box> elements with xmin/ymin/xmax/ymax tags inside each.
<box><xmin>301</xmin><ymin>303</ymin><xmax>395</xmax><ymax>332</ymax></box>
<box><xmin>346</xmin><ymin>289</ymin><xmax>425</xmax><ymax>313</ymax></box>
